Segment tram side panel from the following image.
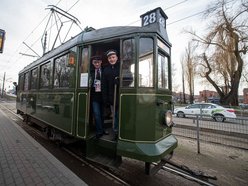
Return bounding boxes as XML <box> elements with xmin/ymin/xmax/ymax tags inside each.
<box><xmin>36</xmin><ymin>93</ymin><xmax>74</xmax><ymax>134</ymax></box>
<box><xmin>119</xmin><ymin>94</ymin><xmax>173</xmax><ymax>140</ymax></box>
<box><xmin>118</xmin><ymin>94</ymin><xmax>177</xmax><ymax>162</ymax></box>
<box><xmin>76</xmin><ymin>92</ymin><xmax>88</xmax><ymax>139</ymax></box>
<box><xmin>17</xmin><ymin>92</ymin><xmax>27</xmax><ymax>114</ymax></box>
<box><xmin>17</xmin><ymin>91</ymin><xmax>75</xmax><ymax>135</ymax></box>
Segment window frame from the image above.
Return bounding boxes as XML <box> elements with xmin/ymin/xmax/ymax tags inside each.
<box><xmin>39</xmin><ymin>61</ymin><xmax>52</xmax><ymax>89</ymax></box>
<box><xmin>157</xmin><ymin>53</ymin><xmax>169</xmax><ymax>90</ymax></box>
<box><xmin>53</xmin><ymin>50</ymin><xmax>76</xmax><ymax>89</ymax></box>
<box><xmin>23</xmin><ymin>72</ymin><xmax>30</xmax><ymax>91</ymax></box>
<box><xmin>121</xmin><ymin>38</ymin><xmax>135</xmax><ymax>88</ymax></box>
<box><xmin>79</xmin><ymin>47</ymin><xmax>89</xmax><ymax>88</ymax></box>
<box><xmin>138</xmin><ymin>37</ymin><xmax>154</xmax><ymax>88</ymax></box>
<box><xmin>30</xmin><ymin>67</ymin><xmax>38</xmax><ymax>90</ymax></box>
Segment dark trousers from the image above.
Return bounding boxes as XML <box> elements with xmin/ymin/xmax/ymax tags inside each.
<box><xmin>92</xmin><ymin>101</ymin><xmax>104</xmax><ymax>135</ymax></box>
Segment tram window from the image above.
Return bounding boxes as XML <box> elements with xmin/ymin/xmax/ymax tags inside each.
<box><xmin>80</xmin><ymin>48</ymin><xmax>89</xmax><ymax>87</ymax></box>
<box><xmin>158</xmin><ymin>54</ymin><xmax>168</xmax><ymax>89</ymax></box>
<box><xmin>139</xmin><ymin>37</ymin><xmax>153</xmax><ymax>87</ymax></box>
<box><xmin>40</xmin><ymin>62</ymin><xmax>51</xmax><ymax>89</ymax></box>
<box><xmin>54</xmin><ymin>53</ymin><xmax>75</xmax><ymax>88</ymax></box>
<box><xmin>24</xmin><ymin>72</ymin><xmax>29</xmax><ymax>91</ymax></box>
<box><xmin>30</xmin><ymin>68</ymin><xmax>38</xmax><ymax>90</ymax></box>
<box><xmin>122</xmin><ymin>39</ymin><xmax>135</xmax><ymax>87</ymax></box>
<box><xmin>19</xmin><ymin>74</ymin><xmax>24</xmax><ymax>91</ymax></box>
<box><xmin>157</xmin><ymin>38</ymin><xmax>170</xmax><ymax>54</ymax></box>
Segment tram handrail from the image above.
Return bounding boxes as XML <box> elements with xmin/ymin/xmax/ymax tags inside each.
<box><xmin>112</xmin><ymin>77</ymin><xmax>119</xmax><ymax>130</ymax></box>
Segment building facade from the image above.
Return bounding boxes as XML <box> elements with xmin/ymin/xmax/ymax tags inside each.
<box><xmin>243</xmin><ymin>88</ymin><xmax>248</xmax><ymax>104</ymax></box>
<box><xmin>198</xmin><ymin>90</ymin><xmax>219</xmax><ymax>103</ymax></box>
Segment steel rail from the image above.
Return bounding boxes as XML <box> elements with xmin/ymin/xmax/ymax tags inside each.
<box><xmin>152</xmin><ymin>162</ymin><xmax>216</xmax><ymax>186</ymax></box>
<box><xmin>62</xmin><ymin>147</ymin><xmax>130</xmax><ymax>186</ymax></box>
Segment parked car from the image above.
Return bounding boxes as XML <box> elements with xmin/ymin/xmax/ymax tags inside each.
<box><xmin>239</xmin><ymin>103</ymin><xmax>248</xmax><ymax>110</ymax></box>
<box><xmin>174</xmin><ymin>103</ymin><xmax>236</xmax><ymax>122</ymax></box>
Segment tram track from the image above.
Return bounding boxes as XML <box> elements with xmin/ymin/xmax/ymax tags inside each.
<box><xmin>62</xmin><ymin>147</ymin><xmax>130</xmax><ymax>186</ymax></box>
<box><xmin>152</xmin><ymin>162</ymin><xmax>216</xmax><ymax>186</ymax></box>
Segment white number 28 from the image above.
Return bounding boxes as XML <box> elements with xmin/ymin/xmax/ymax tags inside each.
<box><xmin>143</xmin><ymin>12</ymin><xmax>156</xmax><ymax>26</ymax></box>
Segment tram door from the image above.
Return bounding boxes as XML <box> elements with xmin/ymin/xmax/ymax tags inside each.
<box><xmin>76</xmin><ymin>47</ymin><xmax>90</xmax><ymax>138</ymax></box>
<box><xmin>76</xmin><ymin>42</ymin><xmax>121</xmax><ymax>139</ymax></box>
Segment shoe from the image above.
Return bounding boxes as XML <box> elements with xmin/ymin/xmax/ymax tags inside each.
<box><xmin>102</xmin><ymin>131</ymin><xmax>109</xmax><ymax>135</ymax></box>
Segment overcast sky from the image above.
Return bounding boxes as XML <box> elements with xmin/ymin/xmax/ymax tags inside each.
<box><xmin>1</xmin><ymin>0</ymin><xmax>241</xmax><ymax>94</ymax></box>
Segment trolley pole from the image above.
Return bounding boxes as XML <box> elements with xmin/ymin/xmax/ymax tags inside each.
<box><xmin>1</xmin><ymin>72</ymin><xmax>5</xmax><ymax>98</ymax></box>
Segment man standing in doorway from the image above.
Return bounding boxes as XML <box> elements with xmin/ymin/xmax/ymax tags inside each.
<box><xmin>90</xmin><ymin>56</ymin><xmax>108</xmax><ymax>139</ymax></box>
<box><xmin>102</xmin><ymin>50</ymin><xmax>120</xmax><ymax>141</ymax></box>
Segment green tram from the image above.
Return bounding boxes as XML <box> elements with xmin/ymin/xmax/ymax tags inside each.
<box><xmin>16</xmin><ymin>7</ymin><xmax>177</xmax><ymax>174</ymax></box>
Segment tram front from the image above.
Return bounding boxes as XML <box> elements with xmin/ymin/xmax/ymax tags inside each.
<box><xmin>117</xmin><ymin>7</ymin><xmax>177</xmax><ymax>168</ymax></box>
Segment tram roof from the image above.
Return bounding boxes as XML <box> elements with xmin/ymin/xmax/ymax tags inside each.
<box><xmin>19</xmin><ymin>25</ymin><xmax>170</xmax><ymax>74</ymax></box>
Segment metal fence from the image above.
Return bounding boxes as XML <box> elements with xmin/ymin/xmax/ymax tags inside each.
<box><xmin>172</xmin><ymin>115</ymin><xmax>248</xmax><ymax>151</ymax></box>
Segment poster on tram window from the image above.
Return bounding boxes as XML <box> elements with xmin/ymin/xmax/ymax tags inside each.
<box><xmin>80</xmin><ymin>73</ymin><xmax>88</xmax><ymax>87</ymax></box>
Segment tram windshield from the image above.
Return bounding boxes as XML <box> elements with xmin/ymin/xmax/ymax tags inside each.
<box><xmin>138</xmin><ymin>37</ymin><xmax>153</xmax><ymax>87</ymax></box>
<box><xmin>158</xmin><ymin>54</ymin><xmax>168</xmax><ymax>89</ymax></box>
<box><xmin>157</xmin><ymin>38</ymin><xmax>170</xmax><ymax>90</ymax></box>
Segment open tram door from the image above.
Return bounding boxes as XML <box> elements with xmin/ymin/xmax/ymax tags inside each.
<box><xmin>77</xmin><ymin>42</ymin><xmax>123</xmax><ymax>167</ymax></box>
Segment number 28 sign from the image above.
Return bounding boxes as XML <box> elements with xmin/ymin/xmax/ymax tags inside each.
<box><xmin>141</xmin><ymin>8</ymin><xmax>167</xmax><ymax>28</ymax></box>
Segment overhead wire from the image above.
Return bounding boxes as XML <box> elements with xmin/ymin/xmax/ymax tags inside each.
<box><xmin>6</xmin><ymin>0</ymin><xmax>81</xmax><ymax>73</ymax></box>
<box><xmin>168</xmin><ymin>0</ymin><xmax>236</xmax><ymax>25</ymax></box>
<box><xmin>167</xmin><ymin>10</ymin><xmax>205</xmax><ymax>25</ymax></box>
<box><xmin>128</xmin><ymin>0</ymin><xmax>236</xmax><ymax>27</ymax></box>
<box><xmin>126</xmin><ymin>0</ymin><xmax>189</xmax><ymax>26</ymax></box>
<box><xmin>4</xmin><ymin>0</ymin><xmax>63</xmax><ymax>74</ymax></box>
<box><xmin>21</xmin><ymin>0</ymin><xmax>81</xmax><ymax>57</ymax></box>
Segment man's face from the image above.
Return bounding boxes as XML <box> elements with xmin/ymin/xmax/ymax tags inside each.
<box><xmin>107</xmin><ymin>54</ymin><xmax>118</xmax><ymax>65</ymax></box>
<box><xmin>92</xmin><ymin>60</ymin><xmax>102</xmax><ymax>69</ymax></box>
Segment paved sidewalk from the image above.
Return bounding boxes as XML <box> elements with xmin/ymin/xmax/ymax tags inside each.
<box><xmin>0</xmin><ymin>109</ymin><xmax>87</xmax><ymax>186</ymax></box>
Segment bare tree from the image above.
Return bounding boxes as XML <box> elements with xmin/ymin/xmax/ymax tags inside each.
<box><xmin>180</xmin><ymin>56</ymin><xmax>186</xmax><ymax>104</ymax></box>
<box><xmin>182</xmin><ymin>41</ymin><xmax>197</xmax><ymax>104</ymax></box>
<box><xmin>188</xmin><ymin>0</ymin><xmax>248</xmax><ymax>106</ymax></box>
<box><xmin>242</xmin><ymin>65</ymin><xmax>248</xmax><ymax>83</ymax></box>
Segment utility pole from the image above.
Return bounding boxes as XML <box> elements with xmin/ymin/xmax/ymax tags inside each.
<box><xmin>1</xmin><ymin>72</ymin><xmax>5</xmax><ymax>98</ymax></box>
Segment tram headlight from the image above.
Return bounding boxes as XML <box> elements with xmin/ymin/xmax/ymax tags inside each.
<box><xmin>164</xmin><ymin>110</ymin><xmax>174</xmax><ymax>127</ymax></box>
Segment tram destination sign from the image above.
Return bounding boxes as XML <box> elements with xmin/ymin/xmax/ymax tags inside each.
<box><xmin>0</xmin><ymin>29</ymin><xmax>6</xmax><ymax>53</ymax></box>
